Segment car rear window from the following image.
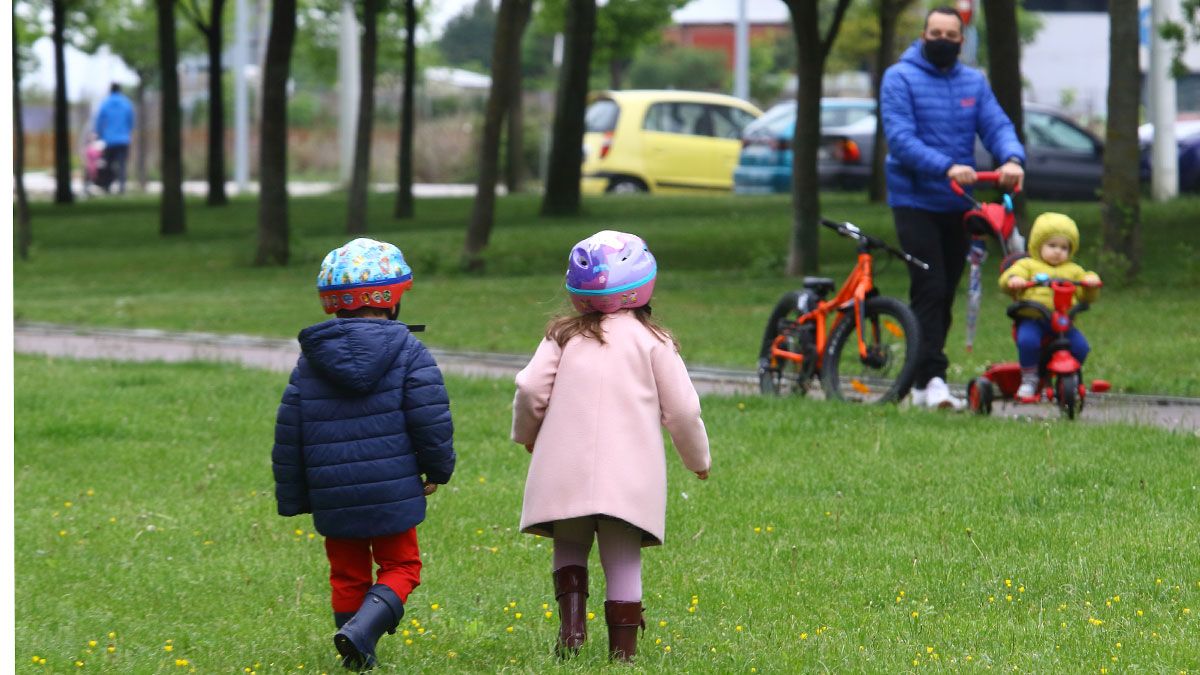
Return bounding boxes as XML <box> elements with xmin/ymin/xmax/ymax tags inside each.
<box><xmin>821</xmin><ymin>105</ymin><xmax>874</xmax><ymax>128</ymax></box>
<box><xmin>585</xmin><ymin>99</ymin><xmax>620</xmax><ymax>133</ymax></box>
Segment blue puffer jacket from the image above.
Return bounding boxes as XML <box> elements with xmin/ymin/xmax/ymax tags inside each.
<box><xmin>272</xmin><ymin>319</ymin><xmax>455</xmax><ymax>539</ymax></box>
<box><xmin>881</xmin><ymin>40</ymin><xmax>1025</xmax><ymax>212</ymax></box>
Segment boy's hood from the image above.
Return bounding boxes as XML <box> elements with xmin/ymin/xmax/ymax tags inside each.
<box><xmin>899</xmin><ymin>39</ymin><xmax>963</xmax><ymax>77</ymax></box>
<box><xmin>1027</xmin><ymin>213</ymin><xmax>1080</xmax><ymax>263</ymax></box>
<box><xmin>298</xmin><ymin>319</ymin><xmax>408</xmax><ymax>393</ymax></box>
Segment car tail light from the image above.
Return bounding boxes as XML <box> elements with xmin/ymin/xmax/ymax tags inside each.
<box><xmin>599</xmin><ymin>131</ymin><xmax>614</xmax><ymax>159</ymax></box>
<box><xmin>835</xmin><ymin>139</ymin><xmax>861</xmax><ymax>163</ymax></box>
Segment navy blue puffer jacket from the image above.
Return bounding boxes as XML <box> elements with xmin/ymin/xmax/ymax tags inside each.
<box><xmin>272</xmin><ymin>319</ymin><xmax>455</xmax><ymax>539</ymax></box>
<box><xmin>881</xmin><ymin>40</ymin><xmax>1025</xmax><ymax>212</ymax></box>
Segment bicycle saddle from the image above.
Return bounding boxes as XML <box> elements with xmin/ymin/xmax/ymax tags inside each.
<box><xmin>802</xmin><ymin>277</ymin><xmax>836</xmax><ymax>296</ymax></box>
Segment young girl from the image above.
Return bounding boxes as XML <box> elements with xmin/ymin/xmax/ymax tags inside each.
<box><xmin>511</xmin><ymin>230</ymin><xmax>711</xmax><ymax>662</ymax></box>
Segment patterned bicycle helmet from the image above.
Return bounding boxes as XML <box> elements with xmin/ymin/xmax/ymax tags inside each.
<box><xmin>316</xmin><ymin>238</ymin><xmax>413</xmax><ymax>314</ymax></box>
<box><xmin>565</xmin><ymin>230</ymin><xmax>657</xmax><ymax>314</ymax></box>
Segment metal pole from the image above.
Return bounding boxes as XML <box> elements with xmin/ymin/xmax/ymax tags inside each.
<box><xmin>1149</xmin><ymin>0</ymin><xmax>1178</xmax><ymax>200</ymax></box>
<box><xmin>733</xmin><ymin>0</ymin><xmax>749</xmax><ymax>100</ymax></box>
<box><xmin>233</xmin><ymin>0</ymin><xmax>250</xmax><ymax>191</ymax></box>
<box><xmin>338</xmin><ymin>0</ymin><xmax>360</xmax><ymax>186</ymax></box>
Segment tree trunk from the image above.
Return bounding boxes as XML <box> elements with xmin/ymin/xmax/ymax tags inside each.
<box><xmin>255</xmin><ymin>0</ymin><xmax>297</xmax><ymax>266</ymax></box>
<box><xmin>783</xmin><ymin>0</ymin><xmax>853</xmax><ymax>275</ymax></box>
<box><xmin>869</xmin><ymin>2</ymin><xmax>902</xmax><ymax>203</ymax></box>
<box><xmin>981</xmin><ymin>0</ymin><xmax>1025</xmax><ymax>219</ymax></box>
<box><xmin>15</xmin><ymin>13</ymin><xmax>33</xmax><ymax>259</ymax></box>
<box><xmin>347</xmin><ymin>0</ymin><xmax>380</xmax><ymax>234</ymax></box>
<box><xmin>609</xmin><ymin>58</ymin><xmax>625</xmax><ymax>89</ymax></box>
<box><xmin>539</xmin><ymin>0</ymin><xmax>596</xmax><ymax>217</ymax></box>
<box><xmin>463</xmin><ymin>0</ymin><xmax>533</xmax><ymax>270</ymax></box>
<box><xmin>1101</xmin><ymin>0</ymin><xmax>1141</xmax><ymax>279</ymax></box>
<box><xmin>393</xmin><ymin>0</ymin><xmax>417</xmax><ymax>219</ymax></box>
<box><xmin>52</xmin><ymin>0</ymin><xmax>74</xmax><ymax>204</ymax></box>
<box><xmin>206</xmin><ymin>0</ymin><xmax>229</xmax><ymax>205</ymax></box>
<box><xmin>157</xmin><ymin>0</ymin><xmax>187</xmax><ymax>235</ymax></box>
<box><xmin>504</xmin><ymin>68</ymin><xmax>525</xmax><ymax>194</ymax></box>
<box><xmin>135</xmin><ymin>78</ymin><xmax>150</xmax><ymax>191</ymax></box>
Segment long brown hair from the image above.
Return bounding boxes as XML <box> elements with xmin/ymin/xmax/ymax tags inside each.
<box><xmin>545</xmin><ymin>305</ymin><xmax>678</xmax><ymax>350</ymax></box>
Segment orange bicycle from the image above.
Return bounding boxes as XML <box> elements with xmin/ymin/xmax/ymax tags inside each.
<box><xmin>757</xmin><ymin>218</ymin><xmax>928</xmax><ymax>403</ymax></box>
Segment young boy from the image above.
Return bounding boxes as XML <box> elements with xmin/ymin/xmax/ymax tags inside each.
<box><xmin>999</xmin><ymin>213</ymin><xmax>1100</xmax><ymax>398</ymax></box>
<box><xmin>272</xmin><ymin>237</ymin><xmax>455</xmax><ymax>670</ymax></box>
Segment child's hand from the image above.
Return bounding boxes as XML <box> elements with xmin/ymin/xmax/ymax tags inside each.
<box><xmin>694</xmin><ymin>470</ymin><xmax>709</xmax><ymax>480</ymax></box>
<box><xmin>1081</xmin><ymin>272</ymin><xmax>1102</xmax><ymax>287</ymax></box>
<box><xmin>423</xmin><ymin>482</ymin><xmax>438</xmax><ymax>496</ymax></box>
<box><xmin>524</xmin><ymin>443</ymin><xmax>534</xmax><ymax>454</ymax></box>
<box><xmin>1006</xmin><ymin>276</ymin><xmax>1027</xmax><ymax>289</ymax></box>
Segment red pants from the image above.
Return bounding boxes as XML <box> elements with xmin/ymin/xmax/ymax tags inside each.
<box><xmin>325</xmin><ymin>528</ymin><xmax>422</xmax><ymax>613</ymax></box>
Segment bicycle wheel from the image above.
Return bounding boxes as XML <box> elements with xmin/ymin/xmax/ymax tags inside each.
<box><xmin>1056</xmin><ymin>372</ymin><xmax>1081</xmax><ymax>420</ymax></box>
<box><xmin>821</xmin><ymin>295</ymin><xmax>920</xmax><ymax>404</ymax></box>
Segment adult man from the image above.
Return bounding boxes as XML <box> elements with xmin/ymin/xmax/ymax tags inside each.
<box><xmin>94</xmin><ymin>83</ymin><xmax>135</xmax><ymax>194</ymax></box>
<box><xmin>880</xmin><ymin>6</ymin><xmax>1025</xmax><ymax>409</ymax></box>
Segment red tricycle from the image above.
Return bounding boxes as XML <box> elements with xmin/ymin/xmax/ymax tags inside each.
<box><xmin>965</xmin><ymin>273</ymin><xmax>1110</xmax><ymax>420</ymax></box>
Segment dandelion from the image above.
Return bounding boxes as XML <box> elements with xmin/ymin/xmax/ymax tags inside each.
<box><xmin>75</xmin><ymin>661</ymin><xmax>84</xmax><ymax>668</ymax></box>
<box><xmin>544</xmin><ymin>611</ymin><xmax>552</xmax><ymax>619</ymax></box>
<box><xmin>1157</xmin><ymin>578</ymin><xmax>1163</xmax><ymax>585</ymax></box>
<box><xmin>1137</xmin><ymin>609</ymin><xmax>1144</xmax><ymax>617</ymax></box>
<box><xmin>587</xmin><ymin>612</ymin><xmax>596</xmax><ymax>621</ymax></box>
<box><xmin>477</xmin><ymin>477</ymin><xmax>486</xmax><ymax>484</ymax></box>
<box><xmin>107</xmin><ymin>647</ymin><xmax>116</xmax><ymax>654</ymax></box>
<box><xmin>659</xmin><ymin>620</ymin><xmax>668</xmax><ymax>627</ymax></box>
<box><xmin>65</xmin><ymin>501</ymin><xmax>73</xmax><ymax>508</ymax></box>
<box><xmin>754</xmin><ymin>527</ymin><xmax>762</xmax><ymax>533</ymax></box>
<box><xmin>506</xmin><ymin>626</ymin><xmax>514</xmax><ymax>633</ymax></box>
<box><xmin>737</xmin><ymin>402</ymin><xmax>746</xmax><ymax>411</ymax></box>
<box><xmin>88</xmin><ymin>640</ymin><xmax>97</xmax><ymax>648</ymax></box>
<box><xmin>87</xmin><ymin>489</ymin><xmax>95</xmax><ymax>496</ymax></box>
<box><xmin>476</xmin><ymin>529</ymin><xmax>483</xmax><ymax>535</ymax></box>
<box><xmin>927</xmin><ymin>647</ymin><xmax>934</xmax><ymax>654</ymax></box>
<box><xmin>736</xmin><ymin>625</ymin><xmax>743</xmax><ymax>632</ymax></box>
<box><xmin>32</xmin><ymin>656</ymin><xmax>40</xmax><ymax>664</ymax></box>
<box><xmin>800</xmin><ymin>633</ymin><xmax>808</xmax><ymax>640</ymax></box>
<box><xmin>663</xmin><ymin>646</ymin><xmax>671</xmax><ymax>653</ymax></box>
<box><xmin>542</xmin><ymin>603</ymin><xmax>548</xmax><ymax>610</ymax></box>
<box><xmin>294</xmin><ymin>529</ymin><xmax>303</xmax><ymax>536</ymax></box>
<box><xmin>1006</xmin><ymin>595</ymin><xmax>1013</xmax><ymax>602</ymax></box>
<box><xmin>1185</xmin><ymin>608</ymin><xmax>1192</xmax><ymax>615</ymax></box>
<box><xmin>766</xmin><ymin>526</ymin><xmax>774</xmax><ymax>533</ymax></box>
<box><xmin>1113</xmin><ymin>595</ymin><xmax>1120</xmax><ymax>602</ymax></box>
<box><xmin>176</xmin><ymin>659</ymin><xmax>189</xmax><ymax>667</ymax></box>
<box><xmin>402</xmin><ymin>630</ymin><xmax>410</xmax><ymax>637</ymax></box>
<box><xmin>165</xmin><ymin>645</ymin><xmax>174</xmax><ymax>652</ymax></box>
<box><xmin>692</xmin><ymin>596</ymin><xmax>699</xmax><ymax>605</ymax></box>
<box><xmin>109</xmin><ymin>517</ymin><xmax>116</xmax><ymax>524</ymax></box>
<box><xmin>1018</xmin><ymin>586</ymin><xmax>1025</xmax><ymax>593</ymax></box>
<box><xmin>514</xmin><ymin>613</ymin><xmax>523</xmax><ymax>619</ymax></box>
<box><xmin>405</xmin><ymin>639</ymin><xmax>413</xmax><ymax>645</ymax></box>
<box><xmin>656</xmin><ymin>638</ymin><xmax>662</xmax><ymax>645</ymax></box>
<box><xmin>988</xmin><ymin>596</ymin><xmax>995</xmax><ymax>603</ymax></box>
<box><xmin>1115</xmin><ymin>642</ymin><xmax>1122</xmax><ymax>649</ymax></box>
<box><xmin>912</xmin><ymin>611</ymin><xmax>920</xmax><ymax>618</ymax></box>
<box><xmin>59</xmin><ymin>530</ymin><xmax>67</xmax><ymax>537</ymax></box>
<box><xmin>447</xmin><ymin>651</ymin><xmax>457</xmax><ymax>658</ymax></box>
<box><xmin>412</xmin><ymin>619</ymin><xmax>421</xmax><ymax>626</ymax></box>
<box><xmin>509</xmin><ymin>601</ymin><xmax>517</xmax><ymax>608</ymax></box>
<box><xmin>688</xmin><ymin>606</ymin><xmax>696</xmax><ymax>613</ymax></box>
<box><xmin>1005</xmin><ymin>579</ymin><xmax>1012</xmax><ymax>588</ymax></box>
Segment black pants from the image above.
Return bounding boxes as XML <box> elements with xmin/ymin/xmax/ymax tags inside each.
<box><xmin>893</xmin><ymin>207</ymin><xmax>968</xmax><ymax>388</ymax></box>
<box><xmin>102</xmin><ymin>144</ymin><xmax>130</xmax><ymax>194</ymax></box>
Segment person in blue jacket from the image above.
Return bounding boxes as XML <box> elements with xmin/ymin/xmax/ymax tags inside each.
<box><xmin>880</xmin><ymin>6</ymin><xmax>1025</xmax><ymax>409</ymax></box>
<box><xmin>272</xmin><ymin>237</ymin><xmax>455</xmax><ymax>670</ymax></box>
<box><xmin>93</xmin><ymin>84</ymin><xmax>135</xmax><ymax>194</ymax></box>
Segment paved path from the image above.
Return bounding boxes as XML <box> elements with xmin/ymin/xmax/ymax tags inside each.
<box><xmin>14</xmin><ymin>322</ymin><xmax>1200</xmax><ymax>432</ymax></box>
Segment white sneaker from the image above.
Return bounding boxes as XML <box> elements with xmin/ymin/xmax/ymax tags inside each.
<box><xmin>910</xmin><ymin>387</ymin><xmax>926</xmax><ymax>406</ymax></box>
<box><xmin>924</xmin><ymin>377</ymin><xmax>964</xmax><ymax>410</ymax></box>
<box><xmin>1016</xmin><ymin>382</ymin><xmax>1037</xmax><ymax>399</ymax></box>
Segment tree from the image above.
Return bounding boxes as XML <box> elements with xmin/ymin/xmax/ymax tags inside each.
<box><xmin>438</xmin><ymin>0</ymin><xmax>496</xmax><ymax>70</ymax></box>
<box><xmin>394</xmin><ymin>0</ymin><xmax>417</xmax><ymax>219</ymax></box>
<box><xmin>782</xmin><ymin>0</ymin><xmax>854</xmax><ymax>275</ymax></box>
<box><xmin>627</xmin><ymin>43</ymin><xmax>728</xmax><ymax>91</ymax></box>
<box><xmin>1101</xmin><ymin>0</ymin><xmax>1141</xmax><ymax>279</ymax></box>
<box><xmin>593</xmin><ymin>0</ymin><xmax>685</xmax><ymax>89</ymax></box>
<box><xmin>255</xmin><ymin>0</ymin><xmax>298</xmax><ymax>266</ymax></box>
<box><xmin>347</xmin><ymin>0</ymin><xmax>382</xmax><ymax>234</ymax></box>
<box><xmin>179</xmin><ymin>0</ymin><xmax>229</xmax><ymax>206</ymax></box>
<box><xmin>15</xmin><ymin>8</ymin><xmax>33</xmax><ymax>259</ymax></box>
<box><xmin>51</xmin><ymin>0</ymin><xmax>74</xmax><ymax>204</ymax></box>
<box><xmin>463</xmin><ymin>0</ymin><xmax>533</xmax><ymax>271</ymax></box>
<box><xmin>156</xmin><ymin>0</ymin><xmax>186</xmax><ymax>235</ymax></box>
<box><xmin>867</xmin><ymin>0</ymin><xmax>918</xmax><ymax>203</ymax></box>
<box><xmin>981</xmin><ymin>0</ymin><xmax>1023</xmax><ymax>142</ymax></box>
<box><xmin>504</xmin><ymin>64</ymin><xmax>524</xmax><ymax>194</ymax></box>
<box><xmin>540</xmin><ymin>0</ymin><xmax>596</xmax><ymax>217</ymax></box>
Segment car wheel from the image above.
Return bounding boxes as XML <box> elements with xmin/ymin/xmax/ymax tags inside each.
<box><xmin>607</xmin><ymin>177</ymin><xmax>647</xmax><ymax>194</ymax></box>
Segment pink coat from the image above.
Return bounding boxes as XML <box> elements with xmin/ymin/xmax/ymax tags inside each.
<box><xmin>512</xmin><ymin>311</ymin><xmax>711</xmax><ymax>546</ymax></box>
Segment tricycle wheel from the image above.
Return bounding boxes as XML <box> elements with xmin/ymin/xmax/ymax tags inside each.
<box><xmin>967</xmin><ymin>377</ymin><xmax>994</xmax><ymax>415</ymax></box>
<box><xmin>1056</xmin><ymin>372</ymin><xmax>1081</xmax><ymax>420</ymax></box>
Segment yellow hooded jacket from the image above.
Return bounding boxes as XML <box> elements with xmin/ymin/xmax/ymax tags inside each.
<box><xmin>998</xmin><ymin>213</ymin><xmax>1099</xmax><ymax>316</ymax></box>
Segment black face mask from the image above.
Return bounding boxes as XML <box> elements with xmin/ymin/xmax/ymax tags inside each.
<box><xmin>923</xmin><ymin>38</ymin><xmax>961</xmax><ymax>69</ymax></box>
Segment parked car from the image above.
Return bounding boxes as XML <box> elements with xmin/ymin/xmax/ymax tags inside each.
<box><xmin>735</xmin><ymin>100</ymin><xmax>1105</xmax><ymax>200</ymax></box>
<box><xmin>733</xmin><ymin>98</ymin><xmax>876</xmax><ymax>194</ymax></box>
<box><xmin>1138</xmin><ymin>120</ymin><xmax>1200</xmax><ymax>192</ymax></box>
<box><xmin>580</xmin><ymin>90</ymin><xmax>762</xmax><ymax>194</ymax></box>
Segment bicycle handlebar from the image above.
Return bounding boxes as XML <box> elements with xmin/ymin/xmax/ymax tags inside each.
<box><xmin>820</xmin><ymin>218</ymin><xmax>930</xmax><ymax>271</ymax></box>
<box><xmin>949</xmin><ymin>170</ymin><xmax>1023</xmax><ymax>198</ymax></box>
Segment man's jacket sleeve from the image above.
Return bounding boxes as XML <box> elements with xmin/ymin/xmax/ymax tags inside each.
<box><xmin>881</xmin><ymin>69</ymin><xmax>955</xmax><ymax>177</ymax></box>
<box><xmin>271</xmin><ymin>367</ymin><xmax>310</xmax><ymax>516</ymax></box>
<box><xmin>403</xmin><ymin>344</ymin><xmax>456</xmax><ymax>485</ymax></box>
<box><xmin>976</xmin><ymin>82</ymin><xmax>1025</xmax><ymax>166</ymax></box>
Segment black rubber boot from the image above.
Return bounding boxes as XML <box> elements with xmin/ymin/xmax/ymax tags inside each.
<box><xmin>334</xmin><ymin>585</ymin><xmax>404</xmax><ymax>671</ymax></box>
<box><xmin>334</xmin><ymin>612</ymin><xmax>355</xmax><ymax>629</ymax></box>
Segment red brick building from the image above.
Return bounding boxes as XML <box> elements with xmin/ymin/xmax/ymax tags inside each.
<box><xmin>662</xmin><ymin>0</ymin><xmax>791</xmax><ymax>68</ymax></box>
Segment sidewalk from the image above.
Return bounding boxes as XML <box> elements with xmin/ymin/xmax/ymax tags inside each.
<box><xmin>14</xmin><ymin>322</ymin><xmax>1200</xmax><ymax>431</ymax></box>
<box><xmin>20</xmin><ymin>172</ymin><xmax>503</xmax><ymax>200</ymax></box>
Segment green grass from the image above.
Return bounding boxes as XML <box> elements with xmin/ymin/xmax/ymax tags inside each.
<box><xmin>15</xmin><ymin>356</ymin><xmax>1200</xmax><ymax>672</ymax></box>
<box><xmin>14</xmin><ymin>192</ymin><xmax>1200</xmax><ymax>395</ymax></box>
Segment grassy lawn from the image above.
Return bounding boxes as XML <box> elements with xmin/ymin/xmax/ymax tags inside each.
<box><xmin>15</xmin><ymin>356</ymin><xmax>1200</xmax><ymax>672</ymax></box>
<box><xmin>14</xmin><ymin>192</ymin><xmax>1200</xmax><ymax>395</ymax></box>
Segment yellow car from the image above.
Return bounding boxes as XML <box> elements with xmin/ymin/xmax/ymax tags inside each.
<box><xmin>581</xmin><ymin>90</ymin><xmax>762</xmax><ymax>195</ymax></box>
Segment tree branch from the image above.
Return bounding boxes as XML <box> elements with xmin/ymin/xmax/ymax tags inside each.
<box><xmin>820</xmin><ymin>0</ymin><xmax>854</xmax><ymax>63</ymax></box>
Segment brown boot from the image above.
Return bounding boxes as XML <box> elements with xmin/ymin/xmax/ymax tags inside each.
<box><xmin>604</xmin><ymin>600</ymin><xmax>645</xmax><ymax>662</ymax></box>
<box><xmin>552</xmin><ymin>565</ymin><xmax>588</xmax><ymax>657</ymax></box>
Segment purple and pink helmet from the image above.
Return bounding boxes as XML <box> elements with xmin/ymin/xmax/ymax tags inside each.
<box><xmin>565</xmin><ymin>230</ymin><xmax>657</xmax><ymax>314</ymax></box>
